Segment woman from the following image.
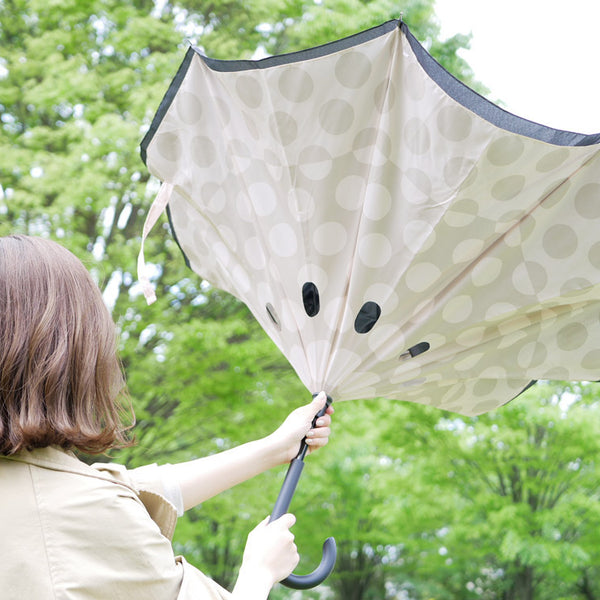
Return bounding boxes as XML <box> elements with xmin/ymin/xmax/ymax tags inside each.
<box><xmin>0</xmin><ymin>234</ymin><xmax>333</xmax><ymax>599</ymax></box>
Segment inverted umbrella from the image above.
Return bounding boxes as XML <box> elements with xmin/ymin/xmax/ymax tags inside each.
<box><xmin>138</xmin><ymin>19</ymin><xmax>600</xmax><ymax>588</ymax></box>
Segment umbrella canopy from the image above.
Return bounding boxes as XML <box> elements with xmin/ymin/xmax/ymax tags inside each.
<box><xmin>140</xmin><ymin>19</ymin><xmax>600</xmax><ymax>417</ymax></box>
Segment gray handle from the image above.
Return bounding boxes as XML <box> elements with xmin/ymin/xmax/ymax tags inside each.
<box><xmin>281</xmin><ymin>537</ymin><xmax>337</xmax><ymax>589</ymax></box>
<box><xmin>270</xmin><ymin>458</ymin><xmax>305</xmax><ymax>521</ymax></box>
<box><xmin>269</xmin><ymin>395</ymin><xmax>336</xmax><ymax>589</ymax></box>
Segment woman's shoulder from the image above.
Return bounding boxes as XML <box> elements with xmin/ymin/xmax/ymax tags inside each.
<box><xmin>1</xmin><ymin>446</ymin><xmax>185</xmax><ymax>599</ymax></box>
<box><xmin>1</xmin><ymin>446</ymin><xmax>231</xmax><ymax>600</ymax></box>
<box><xmin>2</xmin><ymin>445</ymin><xmax>119</xmax><ymax>480</ymax></box>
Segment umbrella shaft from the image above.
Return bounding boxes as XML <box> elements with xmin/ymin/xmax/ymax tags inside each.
<box><xmin>271</xmin><ymin>458</ymin><xmax>305</xmax><ymax>520</ymax></box>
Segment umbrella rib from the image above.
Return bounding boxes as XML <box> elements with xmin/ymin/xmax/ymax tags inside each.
<box><xmin>329</xmin><ymin>27</ymin><xmax>497</xmax><ymax>383</ymax></box>
<box><xmin>258</xmin><ymin>64</ymin><xmax>318</xmax><ymax>387</ymax></box>
<box><xmin>324</xmin><ymin>26</ymin><xmax>491</xmax><ymax>390</ymax></box>
<box><xmin>322</xmin><ymin>28</ymin><xmax>404</xmax><ymax>391</ymax></box>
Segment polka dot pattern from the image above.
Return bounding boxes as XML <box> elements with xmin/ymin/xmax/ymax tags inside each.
<box><xmin>319</xmin><ymin>99</ymin><xmax>355</xmax><ymax>135</ymax></box>
<box><xmin>269</xmin><ymin>111</ymin><xmax>298</xmax><ymax>146</ymax></box>
<box><xmin>335</xmin><ymin>51</ymin><xmax>372</xmax><ymax>89</ymax></box>
<box><xmin>278</xmin><ymin>67</ymin><xmax>314</xmax><ymax>102</ymax></box>
<box><xmin>191</xmin><ymin>136</ymin><xmax>216</xmax><ymax>168</ymax></box>
<box><xmin>575</xmin><ymin>183</ymin><xmax>600</xmax><ymax>218</ymax></box>
<box><xmin>176</xmin><ymin>91</ymin><xmax>203</xmax><ymax>124</ymax></box>
<box><xmin>487</xmin><ymin>136</ymin><xmax>525</xmax><ymax>166</ymax></box>
<box><xmin>314</xmin><ymin>222</ymin><xmax>347</xmax><ymax>256</ymax></box>
<box><xmin>404</xmin><ymin>118</ymin><xmax>431</xmax><ymax>154</ymax></box>
<box><xmin>358</xmin><ymin>233</ymin><xmax>392</xmax><ymax>268</ymax></box>
<box><xmin>269</xmin><ymin>223</ymin><xmax>297</xmax><ymax>257</ymax></box>
<box><xmin>146</xmin><ymin>23</ymin><xmax>600</xmax><ymax>416</ymax></box>
<box><xmin>236</xmin><ymin>75</ymin><xmax>262</xmax><ymax>108</ymax></box>
<box><xmin>437</xmin><ymin>105</ymin><xmax>473</xmax><ymax>142</ymax></box>
<box><xmin>155</xmin><ymin>132</ymin><xmax>182</xmax><ymax>162</ymax></box>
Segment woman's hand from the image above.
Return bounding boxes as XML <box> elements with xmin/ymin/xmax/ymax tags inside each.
<box><xmin>233</xmin><ymin>514</ymin><xmax>299</xmax><ymax>599</ymax></box>
<box><xmin>267</xmin><ymin>391</ymin><xmax>334</xmax><ymax>465</ymax></box>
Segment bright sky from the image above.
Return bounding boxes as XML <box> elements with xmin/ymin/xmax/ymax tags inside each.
<box><xmin>434</xmin><ymin>0</ymin><xmax>600</xmax><ymax>135</ymax></box>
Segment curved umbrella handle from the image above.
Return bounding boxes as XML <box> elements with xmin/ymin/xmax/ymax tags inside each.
<box><xmin>269</xmin><ymin>395</ymin><xmax>337</xmax><ymax>589</ymax></box>
<box><xmin>281</xmin><ymin>537</ymin><xmax>337</xmax><ymax>589</ymax></box>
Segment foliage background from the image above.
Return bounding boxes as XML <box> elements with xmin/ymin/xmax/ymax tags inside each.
<box><xmin>1</xmin><ymin>1</ymin><xmax>599</xmax><ymax>598</ymax></box>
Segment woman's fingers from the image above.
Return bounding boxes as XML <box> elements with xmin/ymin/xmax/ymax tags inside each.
<box><xmin>271</xmin><ymin>512</ymin><xmax>296</xmax><ymax>529</ymax></box>
<box><xmin>305</xmin><ymin>426</ymin><xmax>331</xmax><ymax>451</ymax></box>
<box><xmin>316</xmin><ymin>413</ymin><xmax>333</xmax><ymax>427</ymax></box>
<box><xmin>306</xmin><ymin>425</ymin><xmax>331</xmax><ymax>440</ymax></box>
<box><xmin>270</xmin><ymin>391</ymin><xmax>335</xmax><ymax>464</ymax></box>
<box><xmin>305</xmin><ymin>399</ymin><xmax>333</xmax><ymax>450</ymax></box>
<box><xmin>241</xmin><ymin>513</ymin><xmax>299</xmax><ymax>586</ymax></box>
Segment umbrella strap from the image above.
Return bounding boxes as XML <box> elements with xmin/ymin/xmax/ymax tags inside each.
<box><xmin>137</xmin><ymin>182</ymin><xmax>173</xmax><ymax>305</ymax></box>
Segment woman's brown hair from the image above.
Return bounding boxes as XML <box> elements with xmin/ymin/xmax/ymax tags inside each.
<box><xmin>0</xmin><ymin>235</ymin><xmax>133</xmax><ymax>455</ymax></box>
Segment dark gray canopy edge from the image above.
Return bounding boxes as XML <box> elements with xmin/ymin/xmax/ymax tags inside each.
<box><xmin>165</xmin><ymin>203</ymin><xmax>191</xmax><ymax>269</ymax></box>
<box><xmin>400</xmin><ymin>22</ymin><xmax>600</xmax><ymax>147</ymax></box>
<box><xmin>199</xmin><ymin>19</ymin><xmax>399</xmax><ymax>71</ymax></box>
<box><xmin>141</xmin><ymin>19</ymin><xmax>600</xmax><ymax>164</ymax></box>
<box><xmin>140</xmin><ymin>20</ymin><xmax>399</xmax><ymax>164</ymax></box>
<box><xmin>140</xmin><ymin>46</ymin><xmax>195</xmax><ymax>165</ymax></box>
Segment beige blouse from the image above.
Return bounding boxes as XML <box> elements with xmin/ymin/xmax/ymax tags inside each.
<box><xmin>0</xmin><ymin>446</ymin><xmax>231</xmax><ymax>600</ymax></box>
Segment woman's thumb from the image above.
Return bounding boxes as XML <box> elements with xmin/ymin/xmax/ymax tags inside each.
<box><xmin>311</xmin><ymin>390</ymin><xmax>327</xmax><ymax>411</ymax></box>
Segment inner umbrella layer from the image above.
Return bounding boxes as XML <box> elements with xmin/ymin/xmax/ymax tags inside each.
<box><xmin>141</xmin><ymin>20</ymin><xmax>600</xmax><ymax>415</ymax></box>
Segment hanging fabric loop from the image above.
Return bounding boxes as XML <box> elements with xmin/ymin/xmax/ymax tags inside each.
<box><xmin>137</xmin><ymin>181</ymin><xmax>173</xmax><ymax>305</ymax></box>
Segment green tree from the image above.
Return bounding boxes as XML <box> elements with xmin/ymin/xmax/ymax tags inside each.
<box><xmin>379</xmin><ymin>383</ymin><xmax>600</xmax><ymax>600</ymax></box>
<box><xmin>451</xmin><ymin>383</ymin><xmax>600</xmax><ymax>600</ymax></box>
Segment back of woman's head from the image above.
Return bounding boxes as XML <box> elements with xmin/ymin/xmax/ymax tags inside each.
<box><xmin>0</xmin><ymin>235</ymin><xmax>132</xmax><ymax>455</ymax></box>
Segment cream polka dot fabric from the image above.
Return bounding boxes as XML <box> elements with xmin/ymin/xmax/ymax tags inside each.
<box><xmin>141</xmin><ymin>20</ymin><xmax>600</xmax><ymax>416</ymax></box>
